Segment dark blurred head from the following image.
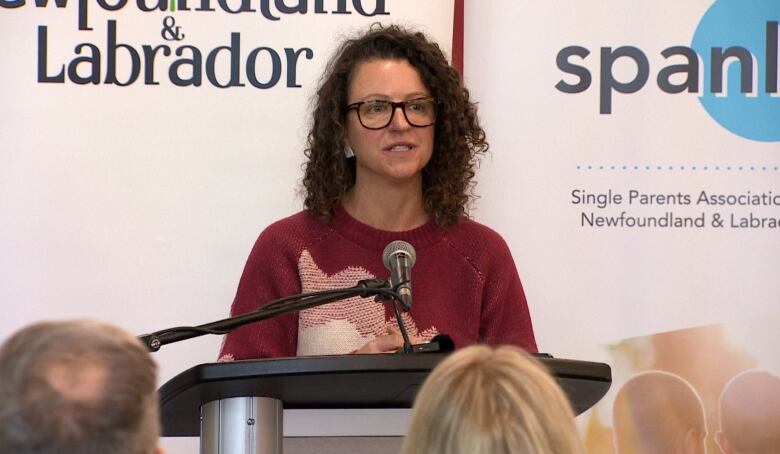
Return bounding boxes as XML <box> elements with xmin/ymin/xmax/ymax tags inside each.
<box><xmin>0</xmin><ymin>319</ymin><xmax>160</xmax><ymax>454</ymax></box>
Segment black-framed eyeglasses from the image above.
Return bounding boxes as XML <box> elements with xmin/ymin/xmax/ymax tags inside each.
<box><xmin>345</xmin><ymin>97</ymin><xmax>438</xmax><ymax>130</ymax></box>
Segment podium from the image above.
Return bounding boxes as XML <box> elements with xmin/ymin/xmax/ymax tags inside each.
<box><xmin>159</xmin><ymin>353</ymin><xmax>611</xmax><ymax>454</ymax></box>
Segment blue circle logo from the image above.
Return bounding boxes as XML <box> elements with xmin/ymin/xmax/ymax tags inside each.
<box><xmin>692</xmin><ymin>0</ymin><xmax>780</xmax><ymax>142</ymax></box>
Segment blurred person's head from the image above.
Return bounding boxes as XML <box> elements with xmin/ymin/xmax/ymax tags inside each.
<box><xmin>613</xmin><ymin>370</ymin><xmax>706</xmax><ymax>454</ymax></box>
<box><xmin>0</xmin><ymin>319</ymin><xmax>163</xmax><ymax>454</ymax></box>
<box><xmin>401</xmin><ymin>345</ymin><xmax>584</xmax><ymax>454</ymax></box>
<box><xmin>714</xmin><ymin>370</ymin><xmax>780</xmax><ymax>454</ymax></box>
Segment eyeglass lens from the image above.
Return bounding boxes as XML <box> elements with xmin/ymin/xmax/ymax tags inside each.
<box><xmin>357</xmin><ymin>98</ymin><xmax>436</xmax><ymax>129</ymax></box>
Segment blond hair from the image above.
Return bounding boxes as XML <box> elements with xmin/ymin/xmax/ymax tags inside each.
<box><xmin>0</xmin><ymin>319</ymin><xmax>160</xmax><ymax>454</ymax></box>
<box><xmin>402</xmin><ymin>345</ymin><xmax>584</xmax><ymax>454</ymax></box>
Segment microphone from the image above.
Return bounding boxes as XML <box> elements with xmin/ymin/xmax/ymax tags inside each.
<box><xmin>382</xmin><ymin>240</ymin><xmax>416</xmax><ymax>311</ymax></box>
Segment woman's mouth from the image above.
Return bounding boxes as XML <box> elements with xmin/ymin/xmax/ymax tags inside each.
<box><xmin>386</xmin><ymin>143</ymin><xmax>414</xmax><ymax>152</ymax></box>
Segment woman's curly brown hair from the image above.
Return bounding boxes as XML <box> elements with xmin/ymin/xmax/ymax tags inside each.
<box><xmin>302</xmin><ymin>24</ymin><xmax>488</xmax><ymax>227</ymax></box>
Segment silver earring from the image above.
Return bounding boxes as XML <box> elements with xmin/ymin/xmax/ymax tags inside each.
<box><xmin>344</xmin><ymin>145</ymin><xmax>355</xmax><ymax>158</ymax></box>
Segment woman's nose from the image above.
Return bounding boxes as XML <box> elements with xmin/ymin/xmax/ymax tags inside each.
<box><xmin>388</xmin><ymin>105</ymin><xmax>412</xmax><ymax>130</ymax></box>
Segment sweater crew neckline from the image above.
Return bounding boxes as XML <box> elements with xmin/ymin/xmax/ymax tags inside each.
<box><xmin>329</xmin><ymin>205</ymin><xmax>444</xmax><ymax>251</ymax></box>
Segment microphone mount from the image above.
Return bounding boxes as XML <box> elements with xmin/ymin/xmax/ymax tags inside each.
<box><xmin>139</xmin><ymin>278</ymin><xmax>416</xmax><ymax>354</ymax></box>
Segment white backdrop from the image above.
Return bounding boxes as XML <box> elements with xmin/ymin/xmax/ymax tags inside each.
<box><xmin>0</xmin><ymin>2</ymin><xmax>453</xmax><ymax>452</ymax></box>
<box><xmin>466</xmin><ymin>0</ymin><xmax>779</xmax><ymax>356</ymax></box>
<box><xmin>465</xmin><ymin>1</ymin><xmax>779</xmax><ymax>451</ymax></box>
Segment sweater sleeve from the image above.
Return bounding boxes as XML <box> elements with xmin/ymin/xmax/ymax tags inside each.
<box><xmin>218</xmin><ymin>223</ymin><xmax>303</xmax><ymax>360</ymax></box>
<box><xmin>479</xmin><ymin>235</ymin><xmax>538</xmax><ymax>353</ymax></box>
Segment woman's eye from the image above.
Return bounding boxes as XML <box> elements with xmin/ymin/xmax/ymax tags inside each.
<box><xmin>366</xmin><ymin>102</ymin><xmax>388</xmax><ymax>113</ymax></box>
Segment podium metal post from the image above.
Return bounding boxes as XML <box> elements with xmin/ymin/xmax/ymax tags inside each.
<box><xmin>200</xmin><ymin>397</ymin><xmax>283</xmax><ymax>454</ymax></box>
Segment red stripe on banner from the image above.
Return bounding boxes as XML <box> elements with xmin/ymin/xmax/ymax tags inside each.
<box><xmin>452</xmin><ymin>0</ymin><xmax>464</xmax><ymax>77</ymax></box>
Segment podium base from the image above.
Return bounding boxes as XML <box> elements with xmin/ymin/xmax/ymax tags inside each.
<box><xmin>201</xmin><ymin>396</ymin><xmax>283</xmax><ymax>454</ymax></box>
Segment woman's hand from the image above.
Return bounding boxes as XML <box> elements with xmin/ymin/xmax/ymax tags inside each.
<box><xmin>354</xmin><ymin>326</ymin><xmax>418</xmax><ymax>354</ymax></box>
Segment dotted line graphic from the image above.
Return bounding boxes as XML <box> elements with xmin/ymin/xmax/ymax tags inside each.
<box><xmin>576</xmin><ymin>165</ymin><xmax>780</xmax><ymax>171</ymax></box>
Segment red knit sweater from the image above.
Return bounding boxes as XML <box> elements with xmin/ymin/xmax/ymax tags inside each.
<box><xmin>219</xmin><ymin>207</ymin><xmax>537</xmax><ymax>360</ymax></box>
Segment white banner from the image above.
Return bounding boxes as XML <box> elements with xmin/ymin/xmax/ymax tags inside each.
<box><xmin>465</xmin><ymin>1</ymin><xmax>779</xmax><ymax>452</ymax></box>
<box><xmin>0</xmin><ymin>1</ymin><xmax>454</xmax><ymax>451</ymax></box>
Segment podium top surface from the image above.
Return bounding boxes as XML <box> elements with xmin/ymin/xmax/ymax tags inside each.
<box><xmin>159</xmin><ymin>353</ymin><xmax>611</xmax><ymax>436</ymax></box>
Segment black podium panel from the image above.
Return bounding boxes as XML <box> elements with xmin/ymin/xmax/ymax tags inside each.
<box><xmin>160</xmin><ymin>353</ymin><xmax>611</xmax><ymax>436</ymax></box>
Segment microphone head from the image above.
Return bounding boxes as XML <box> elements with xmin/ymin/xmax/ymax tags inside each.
<box><xmin>382</xmin><ymin>240</ymin><xmax>416</xmax><ymax>269</ymax></box>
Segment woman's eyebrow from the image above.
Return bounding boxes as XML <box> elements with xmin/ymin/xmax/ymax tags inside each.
<box><xmin>356</xmin><ymin>91</ymin><xmax>430</xmax><ymax>101</ymax></box>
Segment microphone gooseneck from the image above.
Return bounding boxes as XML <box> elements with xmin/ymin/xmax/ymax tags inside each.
<box><xmin>140</xmin><ymin>242</ymin><xmax>421</xmax><ymax>353</ymax></box>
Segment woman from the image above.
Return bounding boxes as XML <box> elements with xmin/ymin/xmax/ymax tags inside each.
<box><xmin>218</xmin><ymin>25</ymin><xmax>536</xmax><ymax>360</ymax></box>
<box><xmin>401</xmin><ymin>345</ymin><xmax>584</xmax><ymax>454</ymax></box>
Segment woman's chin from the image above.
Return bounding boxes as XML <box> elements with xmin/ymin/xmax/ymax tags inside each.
<box><xmin>383</xmin><ymin>164</ymin><xmax>425</xmax><ymax>182</ymax></box>
<box><xmin>356</xmin><ymin>158</ymin><xmax>427</xmax><ymax>183</ymax></box>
